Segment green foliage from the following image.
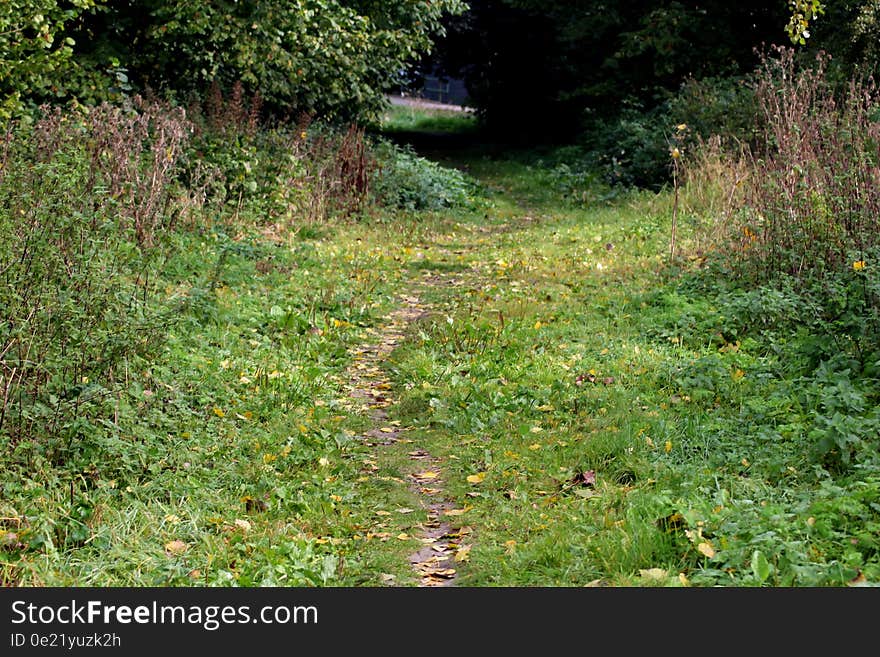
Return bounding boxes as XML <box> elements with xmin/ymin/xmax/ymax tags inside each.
<box><xmin>91</xmin><ymin>0</ymin><xmax>466</xmax><ymax>122</ymax></box>
<box><xmin>0</xmin><ymin>99</ymin><xmax>188</xmax><ymax>455</ymax></box>
<box><xmin>371</xmin><ymin>141</ymin><xmax>479</xmax><ymax>211</ymax></box>
<box><xmin>0</xmin><ymin>0</ymin><xmax>100</xmax><ymax>122</ymax></box>
<box><xmin>786</xmin><ymin>0</ymin><xmax>826</xmax><ymax>44</ymax></box>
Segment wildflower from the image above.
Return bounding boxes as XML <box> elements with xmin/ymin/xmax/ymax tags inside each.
<box><xmin>853</xmin><ymin>260</ymin><xmax>866</xmax><ymax>271</ymax></box>
<box><xmin>670</xmin><ymin>147</ymin><xmax>681</xmax><ymax>159</ymax></box>
<box><xmin>676</xmin><ymin>123</ymin><xmax>687</xmax><ymax>132</ymax></box>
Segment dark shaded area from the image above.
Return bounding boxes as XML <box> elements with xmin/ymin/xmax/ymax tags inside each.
<box><xmin>422</xmin><ymin>1</ymin><xmax>792</xmax><ymax>140</ymax></box>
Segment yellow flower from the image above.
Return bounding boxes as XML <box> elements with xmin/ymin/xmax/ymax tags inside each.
<box><xmin>676</xmin><ymin>123</ymin><xmax>687</xmax><ymax>132</ymax></box>
<box><xmin>853</xmin><ymin>260</ymin><xmax>866</xmax><ymax>271</ymax></box>
<box><xmin>670</xmin><ymin>147</ymin><xmax>681</xmax><ymax>159</ymax></box>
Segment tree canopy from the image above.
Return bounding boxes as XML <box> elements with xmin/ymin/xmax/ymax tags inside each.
<box><xmin>2</xmin><ymin>0</ymin><xmax>467</xmax><ymax>123</ymax></box>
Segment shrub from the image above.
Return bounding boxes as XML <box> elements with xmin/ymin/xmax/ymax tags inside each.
<box><xmin>741</xmin><ymin>46</ymin><xmax>880</xmax><ymax>281</ymax></box>
<box><xmin>0</xmin><ymin>99</ymin><xmax>189</xmax><ymax>456</ymax></box>
<box><xmin>185</xmin><ymin>84</ymin><xmax>375</xmax><ymax>227</ymax></box>
<box><xmin>370</xmin><ymin>141</ymin><xmax>477</xmax><ymax>211</ymax></box>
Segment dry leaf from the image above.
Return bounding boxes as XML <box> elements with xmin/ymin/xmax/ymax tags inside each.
<box><xmin>466</xmin><ymin>472</ymin><xmax>487</xmax><ymax>484</ymax></box>
<box><xmin>443</xmin><ymin>508</ymin><xmax>469</xmax><ymax>516</ymax></box>
<box><xmin>164</xmin><ymin>540</ymin><xmax>188</xmax><ymax>556</ymax></box>
<box><xmin>697</xmin><ymin>541</ymin><xmax>716</xmax><ymax>558</ymax></box>
<box><xmin>571</xmin><ymin>470</ymin><xmax>596</xmax><ymax>487</ymax></box>
<box><xmin>455</xmin><ymin>544</ymin><xmax>472</xmax><ymax>562</ymax></box>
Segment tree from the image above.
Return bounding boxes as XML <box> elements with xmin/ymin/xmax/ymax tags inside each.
<box><xmin>427</xmin><ymin>1</ymin><xmax>790</xmax><ymax>138</ymax></box>
<box><xmin>0</xmin><ymin>0</ymin><xmax>99</xmax><ymax>121</ymax></box>
<box><xmin>73</xmin><ymin>0</ymin><xmax>467</xmax><ymax>121</ymax></box>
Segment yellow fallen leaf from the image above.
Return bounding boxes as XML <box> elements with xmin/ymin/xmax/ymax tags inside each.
<box><xmin>529</xmin><ymin>443</ymin><xmax>542</xmax><ymax>450</ymax></box>
<box><xmin>664</xmin><ymin>440</ymin><xmax>673</xmax><ymax>453</ymax></box>
<box><xmin>443</xmin><ymin>508</ymin><xmax>469</xmax><ymax>517</ymax></box>
<box><xmin>732</xmin><ymin>368</ymin><xmax>745</xmax><ymax>381</ymax></box>
<box><xmin>504</xmin><ymin>539</ymin><xmax>517</xmax><ymax>553</ymax></box>
<box><xmin>466</xmin><ymin>472</ymin><xmax>486</xmax><ymax>484</ymax></box>
<box><xmin>164</xmin><ymin>540</ymin><xmax>188</xmax><ymax>556</ymax></box>
<box><xmin>455</xmin><ymin>544</ymin><xmax>472</xmax><ymax>562</ymax></box>
<box><xmin>212</xmin><ymin>407</ymin><xmax>225</xmax><ymax>418</ymax></box>
<box><xmin>396</xmin><ymin>533</ymin><xmax>410</xmax><ymax>540</ymax></box>
<box><xmin>379</xmin><ymin>427</ymin><xmax>394</xmax><ymax>433</ymax></box>
<box><xmin>697</xmin><ymin>542</ymin><xmax>716</xmax><ymax>558</ymax></box>
<box><xmin>414</xmin><ymin>471</ymin><xmax>439</xmax><ymax>481</ymax></box>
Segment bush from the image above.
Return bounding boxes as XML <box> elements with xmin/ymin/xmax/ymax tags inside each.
<box><xmin>0</xmin><ymin>100</ymin><xmax>188</xmax><ymax>456</ymax></box>
<box><xmin>370</xmin><ymin>141</ymin><xmax>478</xmax><ymax>211</ymax></box>
<box><xmin>184</xmin><ymin>84</ymin><xmax>375</xmax><ymax>227</ymax></box>
<box><xmin>741</xmin><ymin>47</ymin><xmax>880</xmax><ymax>281</ymax></box>
<box><xmin>589</xmin><ymin>75</ymin><xmax>760</xmax><ymax>191</ymax></box>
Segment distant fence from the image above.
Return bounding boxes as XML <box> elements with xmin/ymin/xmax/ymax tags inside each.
<box><xmin>405</xmin><ymin>75</ymin><xmax>470</xmax><ymax>106</ymax></box>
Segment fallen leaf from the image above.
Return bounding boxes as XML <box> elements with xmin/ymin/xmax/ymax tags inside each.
<box><xmin>571</xmin><ymin>470</ymin><xmax>596</xmax><ymax>487</ymax></box>
<box><xmin>413</xmin><ymin>471</ymin><xmax>439</xmax><ymax>481</ymax></box>
<box><xmin>455</xmin><ymin>544</ymin><xmax>472</xmax><ymax>562</ymax></box>
<box><xmin>697</xmin><ymin>542</ymin><xmax>716</xmax><ymax>558</ymax></box>
<box><xmin>664</xmin><ymin>440</ymin><xmax>673</xmax><ymax>453</ymax></box>
<box><xmin>639</xmin><ymin>568</ymin><xmax>668</xmax><ymax>582</ymax></box>
<box><xmin>443</xmin><ymin>508</ymin><xmax>469</xmax><ymax>517</ymax></box>
<box><xmin>164</xmin><ymin>540</ymin><xmax>188</xmax><ymax>556</ymax></box>
<box><xmin>234</xmin><ymin>519</ymin><xmax>251</xmax><ymax>532</ymax></box>
<box><xmin>848</xmin><ymin>571</ymin><xmax>869</xmax><ymax>587</ymax></box>
<box><xmin>396</xmin><ymin>533</ymin><xmax>410</xmax><ymax>540</ymax></box>
<box><xmin>466</xmin><ymin>472</ymin><xmax>487</xmax><ymax>484</ymax></box>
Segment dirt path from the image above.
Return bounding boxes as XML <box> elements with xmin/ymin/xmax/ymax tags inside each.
<box><xmin>345</xmin><ymin>282</ymin><xmax>463</xmax><ymax>586</ymax></box>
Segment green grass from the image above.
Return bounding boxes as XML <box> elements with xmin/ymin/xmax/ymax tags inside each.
<box><xmin>2</xmin><ymin>107</ymin><xmax>878</xmax><ymax>587</ymax></box>
<box><xmin>377</xmin><ymin>103</ymin><xmax>478</xmax><ymax>135</ymax></box>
